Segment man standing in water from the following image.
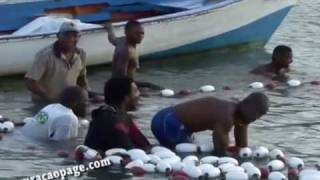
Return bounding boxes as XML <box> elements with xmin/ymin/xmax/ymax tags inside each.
<box><xmin>151</xmin><ymin>92</ymin><xmax>269</xmax><ymax>156</ymax></box>
<box><xmin>251</xmin><ymin>45</ymin><xmax>293</xmax><ymax>81</ymax></box>
<box><xmin>105</xmin><ymin>20</ymin><xmax>162</xmax><ymax>90</ymax></box>
<box><xmin>25</xmin><ymin>22</ymin><xmax>103</xmax><ymax>105</ymax></box>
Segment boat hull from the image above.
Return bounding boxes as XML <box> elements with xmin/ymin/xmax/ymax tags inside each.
<box><xmin>0</xmin><ymin>0</ymin><xmax>296</xmax><ymax>76</ymax></box>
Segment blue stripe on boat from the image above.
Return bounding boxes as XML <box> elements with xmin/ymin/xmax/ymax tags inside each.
<box><xmin>143</xmin><ymin>6</ymin><xmax>293</xmax><ymax>59</ymax></box>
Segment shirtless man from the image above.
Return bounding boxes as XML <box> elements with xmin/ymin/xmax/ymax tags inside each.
<box><xmin>151</xmin><ymin>92</ymin><xmax>269</xmax><ymax>156</ymax></box>
<box><xmin>251</xmin><ymin>45</ymin><xmax>293</xmax><ymax>81</ymax></box>
<box><xmin>105</xmin><ymin>20</ymin><xmax>162</xmax><ymax>90</ymax></box>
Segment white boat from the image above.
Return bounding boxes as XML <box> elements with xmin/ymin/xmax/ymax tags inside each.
<box><xmin>0</xmin><ymin>0</ymin><xmax>296</xmax><ymax>76</ymax></box>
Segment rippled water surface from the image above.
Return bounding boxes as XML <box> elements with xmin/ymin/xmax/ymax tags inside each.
<box><xmin>1</xmin><ymin>0</ymin><xmax>320</xmax><ymax>179</ymax></box>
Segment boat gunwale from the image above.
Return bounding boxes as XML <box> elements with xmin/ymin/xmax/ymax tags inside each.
<box><xmin>0</xmin><ymin>0</ymin><xmax>243</xmax><ymax>42</ymax></box>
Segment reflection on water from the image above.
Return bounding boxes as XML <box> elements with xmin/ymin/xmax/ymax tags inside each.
<box><xmin>1</xmin><ymin>0</ymin><xmax>320</xmax><ymax>179</ymax></box>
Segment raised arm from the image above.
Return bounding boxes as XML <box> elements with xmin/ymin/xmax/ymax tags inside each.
<box><xmin>105</xmin><ymin>22</ymin><xmax>119</xmax><ymax>46</ymax></box>
<box><xmin>234</xmin><ymin>124</ymin><xmax>248</xmax><ymax>147</ymax></box>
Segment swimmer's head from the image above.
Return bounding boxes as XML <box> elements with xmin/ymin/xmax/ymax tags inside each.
<box><xmin>236</xmin><ymin>92</ymin><xmax>269</xmax><ymax>125</ymax></box>
<box><xmin>60</xmin><ymin>86</ymin><xmax>88</xmax><ymax>117</ymax></box>
<box><xmin>272</xmin><ymin>45</ymin><xmax>293</xmax><ymax>68</ymax></box>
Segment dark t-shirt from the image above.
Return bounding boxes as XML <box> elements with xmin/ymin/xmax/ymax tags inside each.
<box><xmin>84</xmin><ymin>105</ymin><xmax>150</xmax><ymax>153</ymax></box>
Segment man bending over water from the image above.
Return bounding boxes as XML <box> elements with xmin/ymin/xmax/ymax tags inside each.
<box><xmin>251</xmin><ymin>45</ymin><xmax>293</xmax><ymax>81</ymax></box>
<box><xmin>151</xmin><ymin>92</ymin><xmax>269</xmax><ymax>156</ymax></box>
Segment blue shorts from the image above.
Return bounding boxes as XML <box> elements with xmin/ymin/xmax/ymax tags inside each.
<box><xmin>151</xmin><ymin>107</ymin><xmax>192</xmax><ymax>149</ymax></box>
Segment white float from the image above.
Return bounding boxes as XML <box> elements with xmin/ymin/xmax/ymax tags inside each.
<box><xmin>171</xmin><ymin>161</ymin><xmax>185</xmax><ymax>171</ymax></box>
<box><xmin>249</xmin><ymin>82</ymin><xmax>264</xmax><ymax>89</ymax></box>
<box><xmin>162</xmin><ymin>156</ymin><xmax>181</xmax><ymax>166</ymax></box>
<box><xmin>246</xmin><ymin>166</ymin><xmax>261</xmax><ymax>179</ymax></box>
<box><xmin>107</xmin><ymin>155</ymin><xmax>123</xmax><ymax>166</ymax></box>
<box><xmin>148</xmin><ymin>154</ymin><xmax>161</xmax><ymax>165</ymax></box>
<box><xmin>224</xmin><ymin>166</ymin><xmax>245</xmax><ymax>174</ymax></box>
<box><xmin>225</xmin><ymin>171</ymin><xmax>249</xmax><ymax>180</ymax></box>
<box><xmin>151</xmin><ymin>146</ymin><xmax>171</xmax><ymax>154</ymax></box>
<box><xmin>160</xmin><ymin>89</ymin><xmax>175</xmax><ymax>97</ymax></box>
<box><xmin>175</xmin><ymin>143</ymin><xmax>198</xmax><ymax>153</ymax></box>
<box><xmin>1</xmin><ymin>121</ymin><xmax>15</xmax><ymax>133</ymax></box>
<box><xmin>154</xmin><ymin>150</ymin><xmax>176</xmax><ymax>159</ymax></box>
<box><xmin>269</xmin><ymin>149</ymin><xmax>285</xmax><ymax>160</ymax></box>
<box><xmin>240</xmin><ymin>162</ymin><xmax>255</xmax><ymax>171</ymax></box>
<box><xmin>200</xmin><ymin>156</ymin><xmax>219</xmax><ymax>165</ymax></box>
<box><xmin>79</xmin><ymin>119</ymin><xmax>90</xmax><ymax>128</ymax></box>
<box><xmin>142</xmin><ymin>163</ymin><xmax>156</xmax><ymax>173</ymax></box>
<box><xmin>287</xmin><ymin>79</ymin><xmax>301</xmax><ymax>87</ymax></box>
<box><xmin>182</xmin><ymin>155</ymin><xmax>199</xmax><ymax>166</ymax></box>
<box><xmin>125</xmin><ymin>159</ymin><xmax>144</xmax><ymax>169</ymax></box>
<box><xmin>218</xmin><ymin>157</ymin><xmax>239</xmax><ymax>166</ymax></box>
<box><xmin>200</xmin><ymin>85</ymin><xmax>215</xmax><ymax>92</ymax></box>
<box><xmin>75</xmin><ymin>145</ymin><xmax>99</xmax><ymax>161</ymax></box>
<box><xmin>182</xmin><ymin>164</ymin><xmax>202</xmax><ymax>178</ymax></box>
<box><xmin>239</xmin><ymin>147</ymin><xmax>252</xmax><ymax>159</ymax></box>
<box><xmin>288</xmin><ymin>157</ymin><xmax>304</xmax><ymax>170</ymax></box>
<box><xmin>268</xmin><ymin>171</ymin><xmax>286</xmax><ymax>180</ymax></box>
<box><xmin>23</xmin><ymin>117</ymin><xmax>33</xmax><ymax>124</ymax></box>
<box><xmin>267</xmin><ymin>160</ymin><xmax>285</xmax><ymax>171</ymax></box>
<box><xmin>218</xmin><ymin>163</ymin><xmax>235</xmax><ymax>173</ymax></box>
<box><xmin>156</xmin><ymin>161</ymin><xmax>172</xmax><ymax>173</ymax></box>
<box><xmin>198</xmin><ymin>164</ymin><xmax>221</xmax><ymax>178</ymax></box>
<box><xmin>105</xmin><ymin>148</ymin><xmax>127</xmax><ymax>157</ymax></box>
<box><xmin>253</xmin><ymin>146</ymin><xmax>269</xmax><ymax>158</ymax></box>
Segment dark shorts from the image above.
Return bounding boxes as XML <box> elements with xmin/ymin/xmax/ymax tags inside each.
<box><xmin>151</xmin><ymin>107</ymin><xmax>192</xmax><ymax>149</ymax></box>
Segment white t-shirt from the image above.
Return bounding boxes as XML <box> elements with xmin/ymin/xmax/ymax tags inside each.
<box><xmin>22</xmin><ymin>103</ymin><xmax>78</xmax><ymax>141</ymax></box>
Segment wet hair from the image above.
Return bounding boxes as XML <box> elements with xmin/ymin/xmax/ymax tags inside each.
<box><xmin>60</xmin><ymin>86</ymin><xmax>87</xmax><ymax>108</ymax></box>
<box><xmin>125</xmin><ymin>19</ymin><xmax>141</xmax><ymax>34</ymax></box>
<box><xmin>237</xmin><ymin>92</ymin><xmax>269</xmax><ymax>124</ymax></box>
<box><xmin>104</xmin><ymin>77</ymin><xmax>134</xmax><ymax>106</ymax></box>
<box><xmin>272</xmin><ymin>45</ymin><xmax>292</xmax><ymax>62</ymax></box>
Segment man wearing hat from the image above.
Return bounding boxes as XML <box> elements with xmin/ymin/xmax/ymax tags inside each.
<box><xmin>25</xmin><ymin>22</ymin><xmax>95</xmax><ymax>105</ymax></box>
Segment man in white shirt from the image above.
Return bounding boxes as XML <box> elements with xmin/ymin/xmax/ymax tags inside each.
<box><xmin>22</xmin><ymin>86</ymin><xmax>88</xmax><ymax>141</ymax></box>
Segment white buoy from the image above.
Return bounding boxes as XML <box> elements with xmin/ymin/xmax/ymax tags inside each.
<box><xmin>198</xmin><ymin>164</ymin><xmax>221</xmax><ymax>178</ymax></box>
<box><xmin>288</xmin><ymin>157</ymin><xmax>304</xmax><ymax>170</ymax></box>
<box><xmin>182</xmin><ymin>164</ymin><xmax>202</xmax><ymax>179</ymax></box>
<box><xmin>163</xmin><ymin>156</ymin><xmax>181</xmax><ymax>166</ymax></box>
<box><xmin>1</xmin><ymin>121</ymin><xmax>15</xmax><ymax>133</ymax></box>
<box><xmin>224</xmin><ymin>166</ymin><xmax>245</xmax><ymax>174</ymax></box>
<box><xmin>267</xmin><ymin>160</ymin><xmax>285</xmax><ymax>172</ymax></box>
<box><xmin>200</xmin><ymin>85</ymin><xmax>215</xmax><ymax>92</ymax></box>
<box><xmin>125</xmin><ymin>159</ymin><xmax>144</xmax><ymax>169</ymax></box>
<box><xmin>127</xmin><ymin>149</ymin><xmax>149</xmax><ymax>162</ymax></box>
<box><xmin>79</xmin><ymin>119</ymin><xmax>90</xmax><ymax>128</ymax></box>
<box><xmin>142</xmin><ymin>163</ymin><xmax>156</xmax><ymax>173</ymax></box>
<box><xmin>182</xmin><ymin>155</ymin><xmax>199</xmax><ymax>166</ymax></box>
<box><xmin>269</xmin><ymin>149</ymin><xmax>285</xmax><ymax>160</ymax></box>
<box><xmin>200</xmin><ymin>156</ymin><xmax>219</xmax><ymax>165</ymax></box>
<box><xmin>218</xmin><ymin>157</ymin><xmax>239</xmax><ymax>166</ymax></box>
<box><xmin>268</xmin><ymin>171</ymin><xmax>286</xmax><ymax>180</ymax></box>
<box><xmin>218</xmin><ymin>163</ymin><xmax>235</xmax><ymax>174</ymax></box>
<box><xmin>107</xmin><ymin>155</ymin><xmax>123</xmax><ymax>166</ymax></box>
<box><xmin>105</xmin><ymin>148</ymin><xmax>127</xmax><ymax>156</ymax></box>
<box><xmin>148</xmin><ymin>154</ymin><xmax>161</xmax><ymax>165</ymax></box>
<box><xmin>74</xmin><ymin>145</ymin><xmax>99</xmax><ymax>161</ymax></box>
<box><xmin>239</xmin><ymin>147</ymin><xmax>252</xmax><ymax>159</ymax></box>
<box><xmin>156</xmin><ymin>160</ymin><xmax>172</xmax><ymax>173</ymax></box>
<box><xmin>175</xmin><ymin>143</ymin><xmax>198</xmax><ymax>153</ymax></box>
<box><xmin>154</xmin><ymin>150</ymin><xmax>176</xmax><ymax>159</ymax></box>
<box><xmin>249</xmin><ymin>82</ymin><xmax>264</xmax><ymax>89</ymax></box>
<box><xmin>253</xmin><ymin>146</ymin><xmax>269</xmax><ymax>158</ymax></box>
<box><xmin>240</xmin><ymin>162</ymin><xmax>255</xmax><ymax>171</ymax></box>
<box><xmin>151</xmin><ymin>146</ymin><xmax>171</xmax><ymax>154</ymax></box>
<box><xmin>287</xmin><ymin>79</ymin><xmax>301</xmax><ymax>87</ymax></box>
<box><xmin>160</xmin><ymin>89</ymin><xmax>175</xmax><ymax>97</ymax></box>
<box><xmin>198</xmin><ymin>144</ymin><xmax>214</xmax><ymax>153</ymax></box>
<box><xmin>225</xmin><ymin>171</ymin><xmax>249</xmax><ymax>180</ymax></box>
<box><xmin>246</xmin><ymin>166</ymin><xmax>261</xmax><ymax>179</ymax></box>
<box><xmin>171</xmin><ymin>161</ymin><xmax>185</xmax><ymax>171</ymax></box>
<box><xmin>23</xmin><ymin>117</ymin><xmax>33</xmax><ymax>124</ymax></box>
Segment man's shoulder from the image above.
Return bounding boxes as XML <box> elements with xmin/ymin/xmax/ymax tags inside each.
<box><xmin>36</xmin><ymin>44</ymin><xmax>55</xmax><ymax>57</ymax></box>
<box><xmin>250</xmin><ymin>64</ymin><xmax>269</xmax><ymax>74</ymax></box>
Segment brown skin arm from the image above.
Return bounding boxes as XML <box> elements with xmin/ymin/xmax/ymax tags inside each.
<box><xmin>25</xmin><ymin>78</ymin><xmax>50</xmax><ymax>100</ymax></box>
<box><xmin>212</xmin><ymin>127</ymin><xmax>230</xmax><ymax>157</ymax></box>
<box><xmin>105</xmin><ymin>22</ymin><xmax>119</xmax><ymax>46</ymax></box>
<box><xmin>234</xmin><ymin>124</ymin><xmax>248</xmax><ymax>147</ymax></box>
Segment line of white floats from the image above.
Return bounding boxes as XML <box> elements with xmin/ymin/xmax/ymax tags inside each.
<box><xmin>160</xmin><ymin>79</ymin><xmax>303</xmax><ymax>97</ymax></box>
<box><xmin>74</xmin><ymin>143</ymin><xmax>320</xmax><ymax>180</ymax></box>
